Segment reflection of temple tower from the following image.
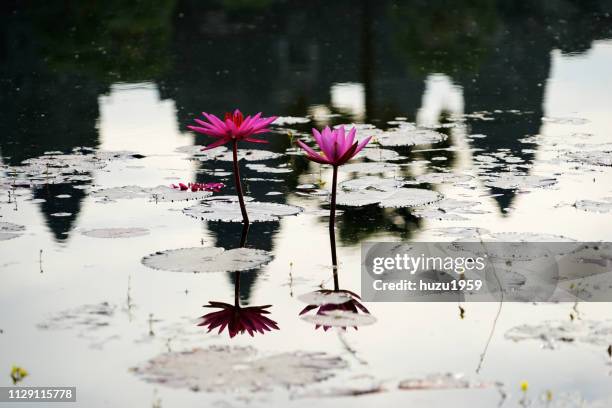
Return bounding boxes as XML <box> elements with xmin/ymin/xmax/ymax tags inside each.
<box><xmin>0</xmin><ymin>4</ymin><xmax>104</xmax><ymax>241</ymax></box>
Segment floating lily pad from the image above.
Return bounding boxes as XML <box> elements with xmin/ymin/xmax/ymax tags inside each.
<box><xmin>377</xmin><ymin>124</ymin><xmax>447</xmax><ymax>147</ymax></box>
<box><xmin>486</xmin><ymin>232</ymin><xmax>576</xmax><ymax>242</ymax></box>
<box><xmin>505</xmin><ymin>320</ymin><xmax>612</xmax><ymax>349</ymax></box>
<box><xmin>335</xmin><ymin>187</ymin><xmax>442</xmax><ymax>208</ymax></box>
<box><xmin>359</xmin><ymin>148</ymin><xmax>405</xmax><ymax>162</ymax></box>
<box><xmin>575</xmin><ymin>199</ymin><xmax>612</xmax><ymax>213</ymax></box>
<box><xmin>298</xmin><ymin>291</ymin><xmax>356</xmax><ymax>306</ymax></box>
<box><xmin>51</xmin><ymin>212</ymin><xmax>72</xmax><ymax>217</ymax></box>
<box><xmin>273</xmin><ymin>116</ymin><xmax>311</xmax><ymax>125</ymax></box>
<box><xmin>542</xmin><ymin>116</ymin><xmax>589</xmax><ymax>125</ymax></box>
<box><xmin>183</xmin><ymin>200</ymin><xmax>303</xmax><ymax>222</ymax></box>
<box><xmin>340</xmin><ymin>162</ymin><xmax>399</xmax><ymax>173</ymax></box>
<box><xmin>339</xmin><ymin>176</ymin><xmax>405</xmax><ymax>192</ymax></box>
<box><xmin>245</xmin><ymin>163</ymin><xmax>292</xmax><ymax>173</ymax></box>
<box><xmin>132</xmin><ymin>346</ymin><xmax>347</xmax><ymax>392</ymax></box>
<box><xmin>0</xmin><ymin>222</ymin><xmax>26</xmax><ymax>241</ymax></box>
<box><xmin>81</xmin><ymin>228</ymin><xmax>150</xmax><ymax>239</ymax></box>
<box><xmin>378</xmin><ymin>188</ymin><xmax>443</xmax><ymax>208</ymax></box>
<box><xmin>301</xmin><ymin>310</ymin><xmax>377</xmax><ymax>328</ymax></box>
<box><xmin>416</xmin><ymin>173</ymin><xmax>473</xmax><ymax>185</ymax></box>
<box><xmin>398</xmin><ymin>373</ymin><xmax>498</xmax><ymax>390</ymax></box>
<box><xmin>141</xmin><ymin>247</ymin><xmax>273</xmax><ymax>273</ymax></box>
<box><xmin>484</xmin><ymin>174</ymin><xmax>557</xmax><ymax>190</ymax></box>
<box><xmin>91</xmin><ymin>185</ymin><xmax>213</xmax><ymax>203</ymax></box>
<box><xmin>566</xmin><ymin>150</ymin><xmax>612</xmax><ymax>167</ymax></box>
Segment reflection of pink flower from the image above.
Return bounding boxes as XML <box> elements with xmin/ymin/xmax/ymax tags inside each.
<box><xmin>299</xmin><ymin>290</ymin><xmax>370</xmax><ymax>331</ymax></box>
<box><xmin>188</xmin><ymin>109</ymin><xmax>277</xmax><ymax>151</ymax></box>
<box><xmin>297</xmin><ymin>126</ymin><xmax>372</xmax><ymax>166</ymax></box>
<box><xmin>198</xmin><ymin>301</ymin><xmax>279</xmax><ymax>338</ymax></box>
<box><xmin>171</xmin><ymin>182</ymin><xmax>225</xmax><ymax>192</ymax></box>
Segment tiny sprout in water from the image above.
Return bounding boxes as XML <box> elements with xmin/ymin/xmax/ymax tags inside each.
<box><xmin>546</xmin><ymin>390</ymin><xmax>553</xmax><ymax>402</ymax></box>
<box><xmin>10</xmin><ymin>365</ymin><xmax>28</xmax><ymax>384</ymax></box>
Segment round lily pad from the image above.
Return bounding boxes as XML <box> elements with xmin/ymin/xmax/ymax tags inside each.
<box><xmin>183</xmin><ymin>200</ymin><xmax>303</xmax><ymax>223</ymax></box>
<box><xmin>141</xmin><ymin>247</ymin><xmax>273</xmax><ymax>273</ymax></box>
<box><xmin>81</xmin><ymin>228</ymin><xmax>150</xmax><ymax>239</ymax></box>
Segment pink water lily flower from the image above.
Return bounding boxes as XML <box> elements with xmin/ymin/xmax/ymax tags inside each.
<box><xmin>198</xmin><ymin>301</ymin><xmax>279</xmax><ymax>338</ymax></box>
<box><xmin>187</xmin><ymin>109</ymin><xmax>277</xmax><ymax>225</ymax></box>
<box><xmin>296</xmin><ymin>126</ymin><xmax>372</xmax><ymax>166</ymax></box>
<box><xmin>296</xmin><ymin>125</ymin><xmax>372</xmax><ymax>274</ymax></box>
<box><xmin>188</xmin><ymin>109</ymin><xmax>277</xmax><ymax>151</ymax></box>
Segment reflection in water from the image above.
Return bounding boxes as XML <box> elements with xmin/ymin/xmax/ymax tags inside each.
<box><xmin>2</xmin><ymin>0</ymin><xmax>612</xmax><ymax>243</ymax></box>
<box><xmin>299</xmin><ymin>289</ymin><xmax>373</xmax><ymax>332</ymax></box>
<box><xmin>199</xmin><ymin>224</ymin><xmax>279</xmax><ymax>338</ymax></box>
<box><xmin>198</xmin><ymin>288</ymin><xmax>279</xmax><ymax>338</ymax></box>
<box><xmin>299</xmin><ymin>220</ymin><xmax>376</xmax><ymax>331</ymax></box>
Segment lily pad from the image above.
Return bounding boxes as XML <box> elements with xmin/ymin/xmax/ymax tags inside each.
<box><xmin>505</xmin><ymin>320</ymin><xmax>612</xmax><ymax>349</ymax></box>
<box><xmin>245</xmin><ymin>163</ymin><xmax>292</xmax><ymax>174</ymax></box>
<box><xmin>484</xmin><ymin>174</ymin><xmax>557</xmax><ymax>190</ymax></box>
<box><xmin>377</xmin><ymin>124</ymin><xmax>447</xmax><ymax>147</ymax></box>
<box><xmin>339</xmin><ymin>176</ymin><xmax>405</xmax><ymax>192</ymax></box>
<box><xmin>398</xmin><ymin>373</ymin><xmax>497</xmax><ymax>390</ymax></box>
<box><xmin>358</xmin><ymin>148</ymin><xmax>406</xmax><ymax>162</ymax></box>
<box><xmin>575</xmin><ymin>199</ymin><xmax>612</xmax><ymax>213</ymax></box>
<box><xmin>132</xmin><ymin>346</ymin><xmax>347</xmax><ymax>392</ymax></box>
<box><xmin>301</xmin><ymin>310</ymin><xmax>377</xmax><ymax>328</ymax></box>
<box><xmin>273</xmin><ymin>116</ymin><xmax>311</xmax><ymax>125</ymax></box>
<box><xmin>81</xmin><ymin>228</ymin><xmax>150</xmax><ymax>239</ymax></box>
<box><xmin>141</xmin><ymin>247</ymin><xmax>273</xmax><ymax>273</ymax></box>
<box><xmin>335</xmin><ymin>187</ymin><xmax>442</xmax><ymax>208</ymax></box>
<box><xmin>183</xmin><ymin>200</ymin><xmax>303</xmax><ymax>223</ymax></box>
<box><xmin>91</xmin><ymin>185</ymin><xmax>213</xmax><ymax>202</ymax></box>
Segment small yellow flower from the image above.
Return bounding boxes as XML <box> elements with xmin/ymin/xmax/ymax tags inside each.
<box><xmin>546</xmin><ymin>390</ymin><xmax>553</xmax><ymax>401</ymax></box>
<box><xmin>10</xmin><ymin>366</ymin><xmax>28</xmax><ymax>384</ymax></box>
<box><xmin>520</xmin><ymin>381</ymin><xmax>529</xmax><ymax>392</ymax></box>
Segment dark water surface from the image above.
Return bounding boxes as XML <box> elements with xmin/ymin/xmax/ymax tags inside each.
<box><xmin>2</xmin><ymin>1</ymin><xmax>612</xmax><ymax>407</ymax></box>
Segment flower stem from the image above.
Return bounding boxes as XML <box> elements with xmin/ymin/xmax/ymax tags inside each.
<box><xmin>330</xmin><ymin>165</ymin><xmax>339</xmax><ymax>291</ymax></box>
<box><xmin>232</xmin><ymin>140</ymin><xmax>249</xmax><ymax>224</ymax></box>
<box><xmin>234</xmin><ymin>271</ymin><xmax>241</xmax><ymax>308</ymax></box>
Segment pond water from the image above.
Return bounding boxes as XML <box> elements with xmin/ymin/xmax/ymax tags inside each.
<box><xmin>1</xmin><ymin>2</ymin><xmax>612</xmax><ymax>407</ymax></box>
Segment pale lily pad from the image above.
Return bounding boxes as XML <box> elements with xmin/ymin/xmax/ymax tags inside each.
<box><xmin>377</xmin><ymin>124</ymin><xmax>447</xmax><ymax>147</ymax></box>
<box><xmin>0</xmin><ymin>222</ymin><xmax>26</xmax><ymax>232</ymax></box>
<box><xmin>358</xmin><ymin>148</ymin><xmax>405</xmax><ymax>162</ymax></box>
<box><xmin>91</xmin><ymin>185</ymin><xmax>213</xmax><ymax>202</ymax></box>
<box><xmin>245</xmin><ymin>163</ymin><xmax>292</xmax><ymax>173</ymax></box>
<box><xmin>273</xmin><ymin>116</ymin><xmax>311</xmax><ymax>125</ymax></box>
<box><xmin>486</xmin><ymin>232</ymin><xmax>576</xmax><ymax>242</ymax></box>
<box><xmin>566</xmin><ymin>150</ymin><xmax>612</xmax><ymax>167</ymax></box>
<box><xmin>505</xmin><ymin>320</ymin><xmax>612</xmax><ymax>349</ymax></box>
<box><xmin>398</xmin><ymin>373</ymin><xmax>497</xmax><ymax>390</ymax></box>
<box><xmin>484</xmin><ymin>174</ymin><xmax>557</xmax><ymax>190</ymax></box>
<box><xmin>339</xmin><ymin>176</ymin><xmax>405</xmax><ymax>192</ymax></box>
<box><xmin>301</xmin><ymin>310</ymin><xmax>377</xmax><ymax>328</ymax></box>
<box><xmin>575</xmin><ymin>199</ymin><xmax>612</xmax><ymax>213</ymax></box>
<box><xmin>141</xmin><ymin>247</ymin><xmax>273</xmax><ymax>273</ymax></box>
<box><xmin>183</xmin><ymin>200</ymin><xmax>303</xmax><ymax>223</ymax></box>
<box><xmin>132</xmin><ymin>346</ymin><xmax>347</xmax><ymax>392</ymax></box>
<box><xmin>0</xmin><ymin>222</ymin><xmax>27</xmax><ymax>241</ymax></box>
<box><xmin>542</xmin><ymin>116</ymin><xmax>589</xmax><ymax>125</ymax></box>
<box><xmin>298</xmin><ymin>291</ymin><xmax>356</xmax><ymax>306</ymax></box>
<box><xmin>416</xmin><ymin>173</ymin><xmax>473</xmax><ymax>185</ymax></box>
<box><xmin>340</xmin><ymin>162</ymin><xmax>399</xmax><ymax>173</ymax></box>
<box><xmin>335</xmin><ymin>187</ymin><xmax>442</xmax><ymax>208</ymax></box>
<box><xmin>378</xmin><ymin>188</ymin><xmax>443</xmax><ymax>208</ymax></box>
<box><xmin>51</xmin><ymin>212</ymin><xmax>72</xmax><ymax>217</ymax></box>
<box><xmin>81</xmin><ymin>228</ymin><xmax>150</xmax><ymax>239</ymax></box>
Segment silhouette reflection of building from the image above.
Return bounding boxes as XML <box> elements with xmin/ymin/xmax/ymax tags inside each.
<box><xmin>2</xmin><ymin>0</ymin><xmax>612</xmax><ymax>242</ymax></box>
